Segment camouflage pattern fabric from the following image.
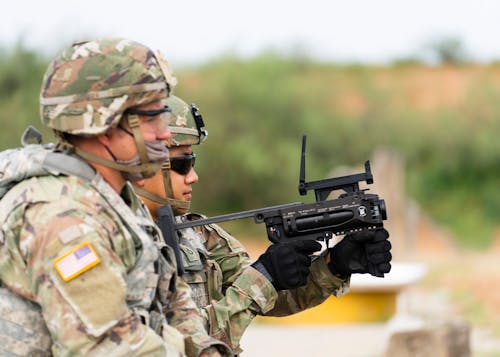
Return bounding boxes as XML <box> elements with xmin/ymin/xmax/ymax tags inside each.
<box><xmin>177</xmin><ymin>226</ymin><xmax>211</xmax><ymax>309</ymax></box>
<box><xmin>126</xmin><ymin>189</ymin><xmax>231</xmax><ymax>357</ymax></box>
<box><xmin>0</xmin><ymin>285</ymin><xmax>52</xmax><ymax>356</ymax></box>
<box><xmin>0</xmin><ymin>143</ymin><xmax>56</xmax><ymax>198</ymax></box>
<box><xmin>164</xmin><ymin>95</ymin><xmax>207</xmax><ymax>147</ymax></box>
<box><xmin>0</xmin><ymin>146</ymin><xmax>231</xmax><ymax>356</ymax></box>
<box><xmin>40</xmin><ymin>38</ymin><xmax>176</xmax><ymax>136</ymax></box>
<box><xmin>177</xmin><ymin>213</ymin><xmax>350</xmax><ymax>353</ymax></box>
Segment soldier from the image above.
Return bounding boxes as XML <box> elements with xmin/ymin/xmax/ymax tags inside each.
<box><xmin>134</xmin><ymin>95</ymin><xmax>392</xmax><ymax>353</ymax></box>
<box><xmin>0</xmin><ymin>39</ymin><xmax>230</xmax><ymax>356</ymax></box>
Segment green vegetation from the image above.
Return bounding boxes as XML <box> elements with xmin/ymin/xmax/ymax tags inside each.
<box><xmin>0</xmin><ymin>44</ymin><xmax>55</xmax><ymax>147</ymax></box>
<box><xmin>1</xmin><ymin>45</ymin><xmax>498</xmax><ymax>249</ymax></box>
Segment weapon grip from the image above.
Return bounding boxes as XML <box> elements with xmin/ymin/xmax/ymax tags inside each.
<box><xmin>369</xmin><ymin>229</ymin><xmax>387</xmax><ymax>278</ymax></box>
<box><xmin>350</xmin><ymin>228</ymin><xmax>386</xmax><ymax>277</ymax></box>
<box><xmin>157</xmin><ymin>205</ymin><xmax>184</xmax><ymax>275</ymax></box>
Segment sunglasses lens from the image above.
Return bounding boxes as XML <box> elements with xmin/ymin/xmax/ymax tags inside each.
<box><xmin>170</xmin><ymin>154</ymin><xmax>196</xmax><ymax>175</ymax></box>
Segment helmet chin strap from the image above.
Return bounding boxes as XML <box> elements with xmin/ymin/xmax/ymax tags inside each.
<box><xmin>126</xmin><ymin>113</ymin><xmax>156</xmax><ymax>178</ymax></box>
<box><xmin>162</xmin><ymin>159</ymin><xmax>191</xmax><ymax>213</ymax></box>
<box><xmin>72</xmin><ymin>146</ymin><xmax>162</xmax><ymax>175</ymax></box>
<box><xmin>56</xmin><ymin>138</ymin><xmax>162</xmax><ymax>176</ymax></box>
<box><xmin>132</xmin><ymin>158</ymin><xmax>191</xmax><ymax>215</ymax></box>
<box><xmin>133</xmin><ymin>185</ymin><xmax>190</xmax><ymax>213</ymax></box>
<box><xmin>55</xmin><ymin>113</ymin><xmax>165</xmax><ymax>181</ymax></box>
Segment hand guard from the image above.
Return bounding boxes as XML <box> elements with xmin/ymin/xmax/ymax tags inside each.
<box><xmin>328</xmin><ymin>228</ymin><xmax>392</xmax><ymax>278</ymax></box>
<box><xmin>252</xmin><ymin>240</ymin><xmax>321</xmax><ymax>290</ymax></box>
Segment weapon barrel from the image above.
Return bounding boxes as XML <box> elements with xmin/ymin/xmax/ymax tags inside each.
<box><xmin>176</xmin><ymin>202</ymin><xmax>302</xmax><ymax>230</ymax></box>
<box><xmin>294</xmin><ymin>210</ymin><xmax>354</xmax><ymax>231</ymax></box>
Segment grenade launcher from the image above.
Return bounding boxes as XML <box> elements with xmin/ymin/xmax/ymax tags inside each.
<box><xmin>157</xmin><ymin>135</ymin><xmax>388</xmax><ymax>275</ymax></box>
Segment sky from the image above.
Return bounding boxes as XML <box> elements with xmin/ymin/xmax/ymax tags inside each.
<box><xmin>2</xmin><ymin>0</ymin><xmax>500</xmax><ymax>66</ymax></box>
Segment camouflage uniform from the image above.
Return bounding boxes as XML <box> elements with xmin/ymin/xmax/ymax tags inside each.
<box><xmin>138</xmin><ymin>96</ymin><xmax>350</xmax><ymax>353</ymax></box>
<box><xmin>178</xmin><ymin>214</ymin><xmax>350</xmax><ymax>353</ymax></box>
<box><xmin>0</xmin><ymin>39</ymin><xmax>230</xmax><ymax>356</ymax></box>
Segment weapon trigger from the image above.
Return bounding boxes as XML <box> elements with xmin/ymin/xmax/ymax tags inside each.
<box><xmin>312</xmin><ymin>233</ymin><xmax>339</xmax><ymax>256</ymax></box>
<box><xmin>328</xmin><ymin>234</ymin><xmax>343</xmax><ymax>249</ymax></box>
<box><xmin>312</xmin><ymin>240</ymin><xmax>328</xmax><ymax>257</ymax></box>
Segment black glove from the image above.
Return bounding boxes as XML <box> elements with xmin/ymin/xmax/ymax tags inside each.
<box><xmin>328</xmin><ymin>228</ymin><xmax>392</xmax><ymax>278</ymax></box>
<box><xmin>252</xmin><ymin>240</ymin><xmax>322</xmax><ymax>291</ymax></box>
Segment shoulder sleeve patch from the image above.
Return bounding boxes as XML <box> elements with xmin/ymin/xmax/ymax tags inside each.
<box><xmin>53</xmin><ymin>241</ymin><xmax>101</xmax><ymax>282</ymax></box>
<box><xmin>57</xmin><ymin>223</ymin><xmax>93</xmax><ymax>244</ymax></box>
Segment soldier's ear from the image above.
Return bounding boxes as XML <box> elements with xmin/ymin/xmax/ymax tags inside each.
<box><xmin>96</xmin><ymin>133</ymin><xmax>111</xmax><ymax>146</ymax></box>
<box><xmin>98</xmin><ymin>124</ymin><xmax>121</xmax><ymax>141</ymax></box>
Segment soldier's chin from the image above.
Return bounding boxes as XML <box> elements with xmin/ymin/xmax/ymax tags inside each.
<box><xmin>173</xmin><ymin>205</ymin><xmax>189</xmax><ymax>216</ymax></box>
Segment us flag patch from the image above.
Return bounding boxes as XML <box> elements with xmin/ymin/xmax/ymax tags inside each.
<box><xmin>53</xmin><ymin>241</ymin><xmax>101</xmax><ymax>282</ymax></box>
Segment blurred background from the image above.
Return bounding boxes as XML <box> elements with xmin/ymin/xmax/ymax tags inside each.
<box><xmin>1</xmin><ymin>1</ymin><xmax>499</xmax><ymax>355</ymax></box>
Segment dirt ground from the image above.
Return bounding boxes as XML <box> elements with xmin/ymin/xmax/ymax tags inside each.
<box><xmin>238</xmin><ymin>223</ymin><xmax>500</xmax><ymax>356</ymax></box>
<box><xmin>417</xmin><ymin>244</ymin><xmax>500</xmax><ymax>339</ymax></box>
<box><xmin>412</xmin><ymin>220</ymin><xmax>500</xmax><ymax>338</ymax></box>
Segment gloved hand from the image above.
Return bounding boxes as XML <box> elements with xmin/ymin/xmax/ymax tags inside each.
<box><xmin>328</xmin><ymin>228</ymin><xmax>392</xmax><ymax>278</ymax></box>
<box><xmin>251</xmin><ymin>240</ymin><xmax>322</xmax><ymax>290</ymax></box>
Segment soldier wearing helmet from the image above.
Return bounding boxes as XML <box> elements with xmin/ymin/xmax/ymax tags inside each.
<box><xmin>134</xmin><ymin>95</ymin><xmax>208</xmax><ymax>214</ymax></box>
<box><xmin>0</xmin><ymin>39</ymin><xmax>230</xmax><ymax>356</ymax></box>
<box><xmin>136</xmin><ymin>96</ymin><xmax>391</xmax><ymax>353</ymax></box>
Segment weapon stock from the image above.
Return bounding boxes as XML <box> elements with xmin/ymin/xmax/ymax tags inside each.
<box><xmin>157</xmin><ymin>204</ymin><xmax>185</xmax><ymax>275</ymax></box>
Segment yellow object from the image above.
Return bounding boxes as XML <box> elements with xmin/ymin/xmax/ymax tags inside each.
<box><xmin>53</xmin><ymin>241</ymin><xmax>101</xmax><ymax>282</ymax></box>
<box><xmin>256</xmin><ymin>263</ymin><xmax>427</xmax><ymax>324</ymax></box>
<box><xmin>256</xmin><ymin>292</ymin><xmax>397</xmax><ymax>324</ymax></box>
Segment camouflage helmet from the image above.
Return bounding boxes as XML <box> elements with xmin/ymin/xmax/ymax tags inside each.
<box><xmin>164</xmin><ymin>95</ymin><xmax>207</xmax><ymax>147</ymax></box>
<box><xmin>40</xmin><ymin>38</ymin><xmax>177</xmax><ymax>136</ymax></box>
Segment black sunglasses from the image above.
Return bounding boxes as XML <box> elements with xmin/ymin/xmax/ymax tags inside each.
<box><xmin>170</xmin><ymin>154</ymin><xmax>196</xmax><ymax>175</ymax></box>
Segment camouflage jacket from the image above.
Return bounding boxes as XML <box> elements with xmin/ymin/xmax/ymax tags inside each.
<box><xmin>0</xmin><ymin>144</ymin><xmax>230</xmax><ymax>356</ymax></box>
<box><xmin>177</xmin><ymin>213</ymin><xmax>350</xmax><ymax>353</ymax></box>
